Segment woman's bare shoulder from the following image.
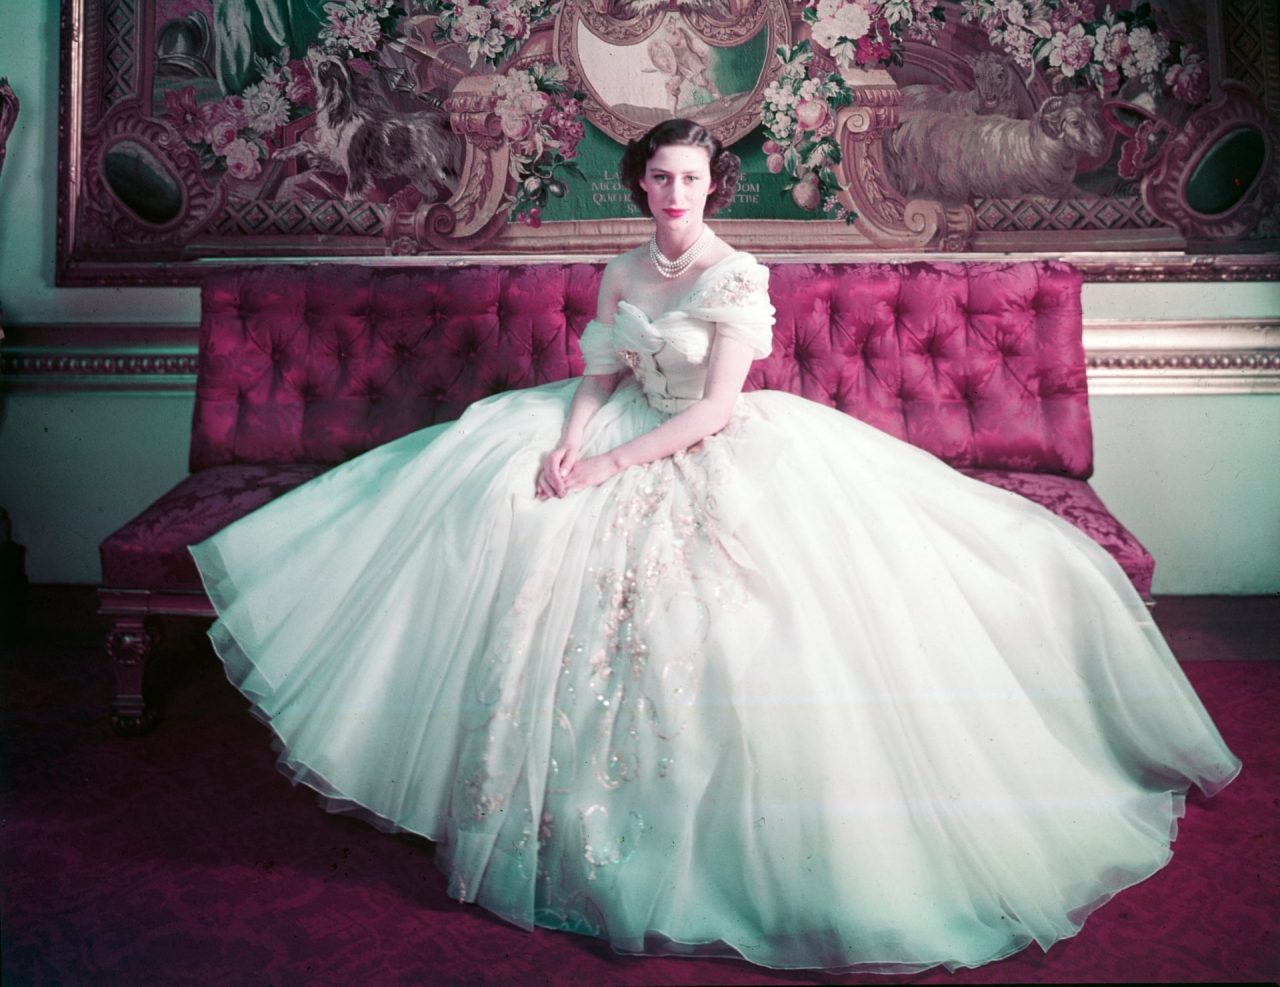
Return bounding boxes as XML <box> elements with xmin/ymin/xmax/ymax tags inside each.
<box><xmin>596</xmin><ymin>247</ymin><xmax>646</xmax><ymax>320</ymax></box>
<box><xmin>604</xmin><ymin>246</ymin><xmax>647</xmax><ymax>281</ymax></box>
<box><xmin>699</xmin><ymin>234</ymin><xmax>737</xmax><ymax>269</ymax></box>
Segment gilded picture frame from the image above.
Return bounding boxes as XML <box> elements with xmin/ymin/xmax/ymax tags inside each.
<box><xmin>57</xmin><ymin>0</ymin><xmax>1280</xmax><ymax>284</ymax></box>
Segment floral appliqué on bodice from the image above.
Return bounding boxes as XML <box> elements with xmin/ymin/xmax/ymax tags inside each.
<box><xmin>685</xmin><ymin>265</ymin><xmax>772</xmax><ymax>311</ymax></box>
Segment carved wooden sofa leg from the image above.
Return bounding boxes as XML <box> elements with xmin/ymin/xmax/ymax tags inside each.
<box><xmin>105</xmin><ymin>614</ymin><xmax>164</xmax><ymax>735</ymax></box>
<box><xmin>98</xmin><ymin>589</ymin><xmax>212</xmax><ymax>736</ymax></box>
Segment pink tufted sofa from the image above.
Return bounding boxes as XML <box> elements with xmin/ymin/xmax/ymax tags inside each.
<box><xmin>99</xmin><ymin>260</ymin><xmax>1154</xmax><ymax>733</ymax></box>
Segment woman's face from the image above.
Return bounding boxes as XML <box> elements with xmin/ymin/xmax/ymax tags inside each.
<box><xmin>638</xmin><ymin>143</ymin><xmax>716</xmax><ymax>231</ymax></box>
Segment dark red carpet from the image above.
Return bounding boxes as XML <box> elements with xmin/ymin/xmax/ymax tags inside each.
<box><xmin>2</xmin><ymin>590</ymin><xmax>1277</xmax><ymax>985</ymax></box>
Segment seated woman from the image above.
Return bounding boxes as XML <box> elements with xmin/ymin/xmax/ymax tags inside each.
<box><xmin>191</xmin><ymin>118</ymin><xmax>1239</xmax><ymax>974</ymax></box>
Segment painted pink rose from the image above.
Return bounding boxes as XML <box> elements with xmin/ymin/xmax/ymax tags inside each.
<box><xmin>1166</xmin><ymin>50</ymin><xmax>1209</xmax><ymax>105</ymax></box>
<box><xmin>223</xmin><ymin>137</ymin><xmax>262</xmax><ymax>180</ymax></box>
<box><xmin>198</xmin><ymin>94</ymin><xmax>246</xmax><ymax>136</ymax></box>
<box><xmin>765</xmin><ymin>152</ymin><xmax>785</xmax><ymax>174</ymax></box>
<box><xmin>1048</xmin><ymin>24</ymin><xmax>1094</xmax><ymax>77</ymax></box>
<box><xmin>1095</xmin><ymin>24</ymin><xmax>1131</xmax><ymax>72</ymax></box>
<box><xmin>794</xmin><ymin>99</ymin><xmax>830</xmax><ymax>132</ymax></box>
<box><xmin>1062</xmin><ymin>0</ymin><xmax>1097</xmax><ymax>20</ymax></box>
<box><xmin>344</xmin><ymin>13</ymin><xmax>381</xmax><ymax>53</ymax></box>
<box><xmin>854</xmin><ymin>34</ymin><xmax>891</xmax><ymax>66</ymax></box>
<box><xmin>1050</xmin><ymin>1</ymin><xmax>1095</xmax><ymax>33</ymax></box>
<box><xmin>201</xmin><ymin>106</ymin><xmax>240</xmax><ymax>153</ymax></box>
<box><xmin>286</xmin><ymin>61</ymin><xmax>316</xmax><ymax>105</ymax></box>
<box><xmin>499</xmin><ymin>11</ymin><xmax>527</xmax><ymax>38</ymax></box>
<box><xmin>163</xmin><ymin>86</ymin><xmax>205</xmax><ymax>143</ymax></box>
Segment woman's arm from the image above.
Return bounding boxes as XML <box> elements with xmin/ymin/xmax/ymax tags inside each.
<box><xmin>536</xmin><ymin>262</ymin><xmax>627</xmax><ymax>499</ymax></box>
<box><xmin>559</xmin><ymin>372</ymin><xmax>622</xmax><ymax>449</ymax></box>
<box><xmin>536</xmin><ymin>372</ymin><xmax>622</xmax><ymax>499</ymax></box>
<box><xmin>558</xmin><ymin>330</ymin><xmax>756</xmax><ymax>495</ymax></box>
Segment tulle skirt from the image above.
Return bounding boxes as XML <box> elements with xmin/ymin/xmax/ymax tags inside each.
<box><xmin>191</xmin><ymin>377</ymin><xmax>1240</xmax><ymax>973</ymax></box>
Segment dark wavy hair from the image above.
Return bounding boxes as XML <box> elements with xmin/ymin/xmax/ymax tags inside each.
<box><xmin>619</xmin><ymin>118</ymin><xmax>741</xmax><ymax>218</ymax></box>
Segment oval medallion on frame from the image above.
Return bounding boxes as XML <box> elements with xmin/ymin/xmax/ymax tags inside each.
<box><xmin>554</xmin><ymin>0</ymin><xmax>790</xmax><ymax>147</ymax></box>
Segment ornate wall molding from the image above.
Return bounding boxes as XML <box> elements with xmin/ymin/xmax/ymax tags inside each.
<box><xmin>1067</xmin><ymin>253</ymin><xmax>1280</xmax><ymax>282</ymax></box>
<box><xmin>38</xmin><ymin>247</ymin><xmax>1280</xmax><ymax>286</ymax></box>
<box><xmin>1084</xmin><ymin>319</ymin><xmax>1280</xmax><ymax>394</ymax></box>
<box><xmin>0</xmin><ymin>324</ymin><xmax>198</xmax><ymax>392</ymax></box>
<box><xmin>5</xmin><ymin>319</ymin><xmax>1278</xmax><ymax>396</ymax></box>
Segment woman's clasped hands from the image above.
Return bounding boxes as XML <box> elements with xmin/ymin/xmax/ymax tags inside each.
<box><xmin>535</xmin><ymin>442</ymin><xmax>622</xmax><ymax>499</ymax></box>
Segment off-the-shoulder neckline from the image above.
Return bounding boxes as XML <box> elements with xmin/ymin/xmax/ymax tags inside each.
<box><xmin>617</xmin><ymin>251</ymin><xmax>759</xmax><ymax>324</ymax></box>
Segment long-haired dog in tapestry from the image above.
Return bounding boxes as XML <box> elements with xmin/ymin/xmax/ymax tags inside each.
<box><xmin>277</xmin><ymin>49</ymin><xmax>462</xmax><ymax>202</ymax></box>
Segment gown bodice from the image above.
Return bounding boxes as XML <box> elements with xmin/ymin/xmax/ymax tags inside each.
<box><xmin>578</xmin><ymin>252</ymin><xmax>775</xmax><ymax>413</ymax></box>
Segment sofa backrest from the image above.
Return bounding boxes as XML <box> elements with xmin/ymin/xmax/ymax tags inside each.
<box><xmin>192</xmin><ymin>264</ymin><xmax>602</xmax><ymax>472</ymax></box>
<box><xmin>762</xmin><ymin>261</ymin><xmax>1091</xmax><ymax>477</ymax></box>
<box><xmin>191</xmin><ymin>260</ymin><xmax>1090</xmax><ymax>478</ymax></box>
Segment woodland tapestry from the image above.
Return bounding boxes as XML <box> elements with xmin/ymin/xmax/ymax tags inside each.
<box><xmin>58</xmin><ymin>0</ymin><xmax>1279</xmax><ymax>282</ymax></box>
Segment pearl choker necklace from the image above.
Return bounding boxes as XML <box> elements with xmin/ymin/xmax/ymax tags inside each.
<box><xmin>650</xmin><ymin>227</ymin><xmax>713</xmax><ymax>279</ymax></box>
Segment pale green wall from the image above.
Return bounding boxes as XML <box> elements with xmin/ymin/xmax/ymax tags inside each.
<box><xmin>0</xmin><ymin>391</ymin><xmax>196</xmax><ymax>584</ymax></box>
<box><xmin>1089</xmin><ymin>394</ymin><xmax>1280</xmax><ymax>594</ymax></box>
<box><xmin>1</xmin><ymin>5</ymin><xmax>1278</xmax><ymax>590</ymax></box>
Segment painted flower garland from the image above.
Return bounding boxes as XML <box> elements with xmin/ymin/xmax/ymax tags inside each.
<box><xmin>804</xmin><ymin>0</ymin><xmax>947</xmax><ymax>69</ymax></box>
<box><xmin>494</xmin><ymin>63</ymin><xmax>586</xmax><ymax>226</ymax></box>
<box><xmin>420</xmin><ymin>0</ymin><xmax>562</xmax><ymax>67</ymax></box>
<box><xmin>761</xmin><ymin>42</ymin><xmax>855</xmax><ymax>219</ymax></box>
<box><xmin>416</xmin><ymin>2</ymin><xmax>585</xmax><ymax>221</ymax></box>
<box><xmin>957</xmin><ymin>1</ymin><xmax>1208</xmax><ymax>105</ymax></box>
<box><xmin>798</xmin><ymin>2</ymin><xmax>1203</xmax><ymax>105</ymax></box>
<box><xmin>163</xmin><ymin>52</ymin><xmax>317</xmax><ymax>182</ymax></box>
<box><xmin>319</xmin><ymin>0</ymin><xmax>403</xmax><ymax>57</ymax></box>
<box><xmin>779</xmin><ymin>1</ymin><xmax>943</xmax><ymax>218</ymax></box>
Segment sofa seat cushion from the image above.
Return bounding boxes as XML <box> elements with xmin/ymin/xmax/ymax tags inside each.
<box><xmin>960</xmin><ymin>468</ymin><xmax>1155</xmax><ymax>600</ymax></box>
<box><xmin>101</xmin><ymin>462</ymin><xmax>1153</xmax><ymax>600</ymax></box>
<box><xmin>100</xmin><ymin>464</ymin><xmax>327</xmax><ymax>591</ymax></box>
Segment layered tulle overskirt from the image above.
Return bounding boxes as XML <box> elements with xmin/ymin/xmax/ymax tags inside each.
<box><xmin>192</xmin><ymin>377</ymin><xmax>1239</xmax><ymax>973</ymax></box>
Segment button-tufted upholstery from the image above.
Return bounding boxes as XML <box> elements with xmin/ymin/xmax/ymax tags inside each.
<box><xmin>99</xmin><ymin>259</ymin><xmax>1154</xmax><ymax>731</ymax></box>
<box><xmin>190</xmin><ymin>265</ymin><xmax>602</xmax><ymax>470</ymax></box>
<box><xmin>759</xmin><ymin>262</ymin><xmax>1092</xmax><ymax>477</ymax></box>
<box><xmin>186</xmin><ymin>262</ymin><xmax>1094</xmax><ymax>480</ymax></box>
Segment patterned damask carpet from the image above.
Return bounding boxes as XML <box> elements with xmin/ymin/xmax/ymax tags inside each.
<box><xmin>2</xmin><ymin>591</ymin><xmax>1276</xmax><ymax>985</ymax></box>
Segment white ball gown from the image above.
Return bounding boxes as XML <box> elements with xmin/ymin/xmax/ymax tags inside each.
<box><xmin>191</xmin><ymin>252</ymin><xmax>1239</xmax><ymax>974</ymax></box>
